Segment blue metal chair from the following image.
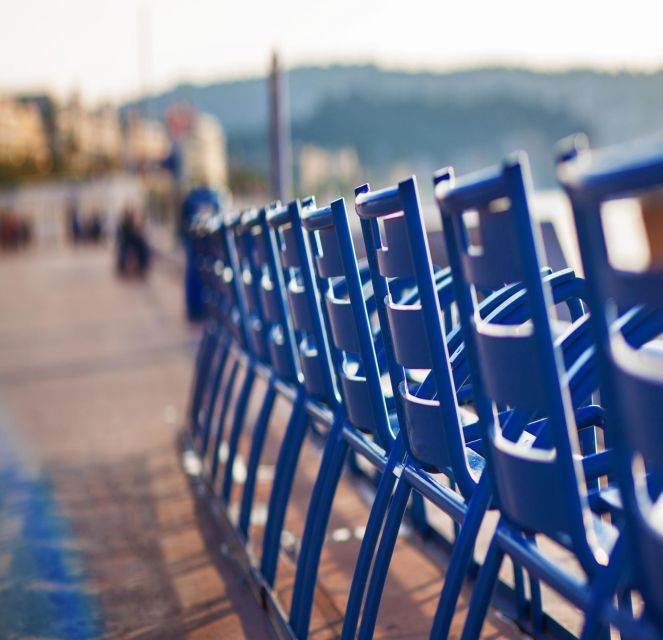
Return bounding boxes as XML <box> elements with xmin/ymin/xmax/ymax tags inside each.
<box><xmin>349</xmin><ymin>174</ymin><xmax>583</xmax><ymax>639</ymax></box>
<box><xmin>299</xmin><ymin>196</ymin><xmax>417</xmax><ymax>636</ymax></box>
<box><xmin>296</xmin><ymin>192</ymin><xmax>516</xmax><ymax>639</ymax></box>
<box><xmin>355</xmin><ymin>169</ymin><xmax>613</xmax><ymax>639</ymax></box>
<box><xmin>266</xmin><ymin>194</ymin><xmax>463</xmax><ymax>636</ymax></box>
<box><xmin>216</xmin><ymin>206</ymin><xmax>301</xmax><ymax>511</ymax></box>
<box><xmin>238</xmin><ymin>197</ymin><xmax>413</xmax><ymax>634</ymax></box>
<box><xmin>434</xmin><ymin>153</ymin><xmax>619</xmax><ymax>639</ymax></box>
<box><xmin>186</xmin><ymin>215</ymin><xmax>220</xmax><ymax>438</ymax></box>
<box><xmin>187</xmin><ymin>207</ymin><xmax>322</xmax><ymax>624</ymax></box>
<box><xmin>559</xmin><ymin>135</ymin><xmax>663</xmax><ymax>639</ymax></box>
<box><xmin>188</xmin><ymin>212</ymin><xmax>250</xmax><ymax>466</ymax></box>
<box><xmin>197</xmin><ymin>212</ymin><xmax>259</xmax><ymax>488</ymax></box>
<box><xmin>224</xmin><ymin>207</ymin><xmax>312</xmax><ymax>587</ymax></box>
<box><xmin>262</xmin><ymin>197</ymin><xmax>401</xmax><ymax>638</ymax></box>
<box><xmin>349</xmin><ymin>177</ymin><xmax>485</xmax><ymax>639</ymax></box>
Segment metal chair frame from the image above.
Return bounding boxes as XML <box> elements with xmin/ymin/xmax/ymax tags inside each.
<box><xmin>434</xmin><ymin>154</ymin><xmax>623</xmax><ymax>640</ymax></box>
<box><xmin>559</xmin><ymin>135</ymin><xmax>663</xmax><ymax>640</ymax></box>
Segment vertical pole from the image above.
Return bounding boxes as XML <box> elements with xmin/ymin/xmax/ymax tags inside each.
<box><xmin>269</xmin><ymin>51</ymin><xmax>292</xmax><ymax>202</ymax></box>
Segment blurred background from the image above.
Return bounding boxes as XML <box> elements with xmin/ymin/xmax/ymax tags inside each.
<box><xmin>1</xmin><ymin>3</ymin><xmax>662</xmax><ymax>637</ymax></box>
<box><xmin>1</xmin><ymin>0</ymin><xmax>662</xmax><ymax>255</ymax></box>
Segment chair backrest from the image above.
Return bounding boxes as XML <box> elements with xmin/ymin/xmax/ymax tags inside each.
<box><xmin>227</xmin><ymin>209</ymin><xmax>270</xmax><ymax>363</ymax></box>
<box><xmin>266</xmin><ymin>199</ymin><xmax>338</xmax><ymax>405</ymax></box>
<box><xmin>188</xmin><ymin>212</ymin><xmax>217</xmax><ymax>312</ymax></box>
<box><xmin>241</xmin><ymin>204</ymin><xmax>300</xmax><ymax>384</ymax></box>
<box><xmin>558</xmin><ymin>135</ymin><xmax>663</xmax><ymax>618</ymax></box>
<box><xmin>300</xmin><ymin>196</ymin><xmax>396</xmax><ymax>449</ymax></box>
<box><xmin>355</xmin><ymin>177</ymin><xmax>478</xmax><ymax>497</ymax></box>
<box><xmin>436</xmin><ymin>154</ymin><xmax>597</xmax><ymax>567</ymax></box>
<box><xmin>206</xmin><ymin>214</ymin><xmax>251</xmax><ymax>349</ymax></box>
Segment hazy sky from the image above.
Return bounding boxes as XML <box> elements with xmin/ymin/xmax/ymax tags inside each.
<box><xmin>3</xmin><ymin>0</ymin><xmax>663</xmax><ymax>104</ymax></box>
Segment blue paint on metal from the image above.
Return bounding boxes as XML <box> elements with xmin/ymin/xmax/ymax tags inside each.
<box><xmin>184</xmin><ymin>134</ymin><xmax>663</xmax><ymax>640</ymax></box>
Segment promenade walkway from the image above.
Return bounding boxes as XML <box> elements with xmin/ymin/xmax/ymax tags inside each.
<box><xmin>0</xmin><ymin>246</ymin><xmax>528</xmax><ymax>639</ymax></box>
<box><xmin>0</xmin><ymin>246</ymin><xmax>274</xmax><ymax>639</ymax></box>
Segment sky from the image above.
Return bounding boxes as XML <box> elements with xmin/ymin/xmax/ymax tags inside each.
<box><xmin>2</xmin><ymin>0</ymin><xmax>663</xmax><ymax>105</ymax></box>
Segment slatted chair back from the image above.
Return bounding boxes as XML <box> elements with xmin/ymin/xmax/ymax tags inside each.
<box><xmin>188</xmin><ymin>212</ymin><xmax>218</xmax><ymax>316</ymax></box>
<box><xmin>436</xmin><ymin>154</ymin><xmax>603</xmax><ymax>570</ymax></box>
<box><xmin>205</xmin><ymin>214</ymin><xmax>250</xmax><ymax>349</ymax></box>
<box><xmin>355</xmin><ymin>177</ymin><xmax>480</xmax><ymax>496</ymax></box>
<box><xmin>300</xmin><ymin>196</ymin><xmax>397</xmax><ymax>448</ymax></box>
<box><xmin>559</xmin><ymin>136</ymin><xmax>663</xmax><ymax>627</ymax></box>
<box><xmin>241</xmin><ymin>205</ymin><xmax>300</xmax><ymax>384</ymax></box>
<box><xmin>227</xmin><ymin>209</ymin><xmax>270</xmax><ymax>363</ymax></box>
<box><xmin>266</xmin><ymin>199</ymin><xmax>339</xmax><ymax>405</ymax></box>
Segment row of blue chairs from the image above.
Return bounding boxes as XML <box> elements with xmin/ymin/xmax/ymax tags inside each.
<box><xmin>184</xmin><ymin>134</ymin><xmax>663</xmax><ymax>639</ymax></box>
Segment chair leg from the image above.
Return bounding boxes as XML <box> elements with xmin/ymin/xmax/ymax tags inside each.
<box><xmin>524</xmin><ymin>534</ymin><xmax>544</xmax><ymax>637</ymax></box>
<box><xmin>221</xmin><ymin>365</ymin><xmax>257</xmax><ymax>504</ymax></box>
<box><xmin>357</xmin><ymin>478</ymin><xmax>413</xmax><ymax>640</ymax></box>
<box><xmin>199</xmin><ymin>337</ymin><xmax>231</xmax><ymax>456</ymax></box>
<box><xmin>449</xmin><ymin>478</ymin><xmax>461</xmax><ymax>541</ymax></box>
<box><xmin>528</xmin><ymin>568</ymin><xmax>544</xmax><ymax>637</ymax></box>
<box><xmin>580</xmin><ymin>533</ymin><xmax>627</xmax><ymax>640</ymax></box>
<box><xmin>430</xmin><ymin>475</ymin><xmax>491</xmax><ymax>640</ymax></box>
<box><xmin>260</xmin><ymin>387</ymin><xmax>308</xmax><ymax>586</ymax></box>
<box><xmin>190</xmin><ymin>327</ymin><xmax>219</xmax><ymax>437</ymax></box>
<box><xmin>410</xmin><ymin>491</ymin><xmax>431</xmax><ymax>538</ymax></box>
<box><xmin>188</xmin><ymin>327</ymin><xmax>210</xmax><ymax>433</ymax></box>
<box><xmin>238</xmin><ymin>374</ymin><xmax>277</xmax><ymax>540</ymax></box>
<box><xmin>289</xmin><ymin>411</ymin><xmax>348</xmax><ymax>639</ymax></box>
<box><xmin>616</xmin><ymin>589</ymin><xmax>634</xmax><ymax>640</ymax></box>
<box><xmin>209</xmin><ymin>358</ymin><xmax>241</xmax><ymax>485</ymax></box>
<box><xmin>513</xmin><ymin>556</ymin><xmax>527</xmax><ymax>623</ymax></box>
<box><xmin>346</xmin><ymin>448</ymin><xmax>363</xmax><ymax>477</ymax></box>
<box><xmin>581</xmin><ymin>425</ymin><xmax>599</xmax><ymax>494</ymax></box>
<box><xmin>341</xmin><ymin>440</ymin><xmax>404</xmax><ymax>640</ymax></box>
<box><xmin>461</xmin><ymin>533</ymin><xmax>505</xmax><ymax>640</ymax></box>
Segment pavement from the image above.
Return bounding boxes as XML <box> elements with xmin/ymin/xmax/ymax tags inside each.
<box><xmin>0</xmin><ymin>245</ymin><xmax>543</xmax><ymax>639</ymax></box>
<box><xmin>0</xmin><ymin>246</ymin><xmax>274</xmax><ymax>639</ymax></box>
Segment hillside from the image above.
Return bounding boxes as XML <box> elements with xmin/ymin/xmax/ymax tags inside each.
<box><xmin>127</xmin><ymin>64</ymin><xmax>663</xmax><ymax>187</ymax></box>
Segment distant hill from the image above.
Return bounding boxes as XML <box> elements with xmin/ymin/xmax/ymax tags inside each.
<box><xmin>127</xmin><ymin>64</ymin><xmax>663</xmax><ymax>187</ymax></box>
